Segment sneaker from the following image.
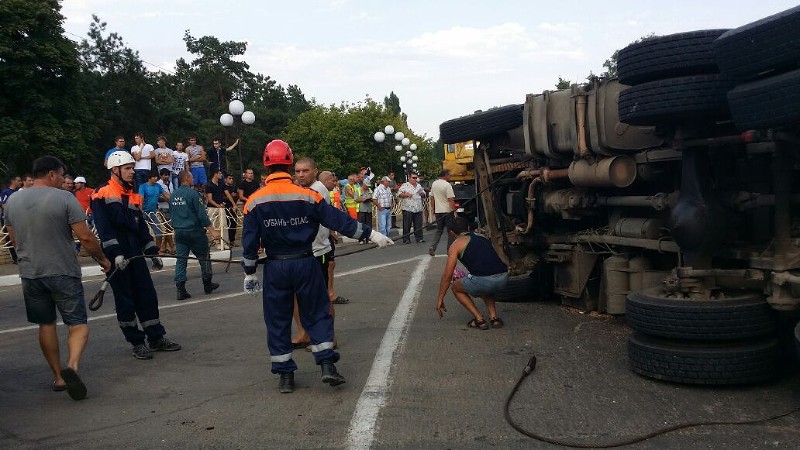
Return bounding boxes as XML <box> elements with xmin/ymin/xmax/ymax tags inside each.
<box><xmin>149</xmin><ymin>337</ymin><xmax>182</xmax><ymax>352</ymax></box>
<box><xmin>320</xmin><ymin>361</ymin><xmax>346</xmax><ymax>387</ymax></box>
<box><xmin>417</xmin><ymin>239</ymin><xmax>426</xmax><ymax>243</ymax></box>
<box><xmin>132</xmin><ymin>343</ymin><xmax>153</xmax><ymax>360</ymax></box>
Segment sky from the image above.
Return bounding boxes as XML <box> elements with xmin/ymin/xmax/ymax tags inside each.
<box><xmin>60</xmin><ymin>0</ymin><xmax>799</xmax><ymax>140</ymax></box>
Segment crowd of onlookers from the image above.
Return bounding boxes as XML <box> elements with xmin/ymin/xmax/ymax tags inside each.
<box><xmin>0</xmin><ymin>133</ymin><xmax>442</xmax><ymax>264</ymax></box>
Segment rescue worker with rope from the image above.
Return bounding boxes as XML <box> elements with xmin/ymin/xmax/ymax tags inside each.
<box><xmin>241</xmin><ymin>140</ymin><xmax>394</xmax><ymax>393</ymax></box>
<box><xmin>92</xmin><ymin>151</ymin><xmax>182</xmax><ymax>360</ymax></box>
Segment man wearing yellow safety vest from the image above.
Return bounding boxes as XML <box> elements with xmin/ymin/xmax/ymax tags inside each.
<box><xmin>343</xmin><ymin>173</ymin><xmax>358</xmax><ymax>219</ymax></box>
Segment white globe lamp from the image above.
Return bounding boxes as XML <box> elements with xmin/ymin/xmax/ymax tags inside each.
<box><xmin>229</xmin><ymin>100</ymin><xmax>245</xmax><ymax>116</ymax></box>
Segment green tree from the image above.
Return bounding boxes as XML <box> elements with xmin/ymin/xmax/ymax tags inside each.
<box><xmin>0</xmin><ymin>0</ymin><xmax>95</xmax><ymax>177</ymax></box>
<box><xmin>283</xmin><ymin>98</ymin><xmax>434</xmax><ymax>178</ymax></box>
<box><xmin>77</xmin><ymin>15</ymin><xmax>159</xmax><ymax>181</ymax></box>
<box><xmin>555</xmin><ymin>76</ymin><xmax>572</xmax><ymax>89</ymax></box>
<box><xmin>172</xmin><ymin>32</ymin><xmax>311</xmax><ymax>173</ymax></box>
<box><xmin>383</xmin><ymin>91</ymin><xmax>401</xmax><ymax>116</ymax></box>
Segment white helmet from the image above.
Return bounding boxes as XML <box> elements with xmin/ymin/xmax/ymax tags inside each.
<box><xmin>106</xmin><ymin>151</ymin><xmax>135</xmax><ymax>169</ymax></box>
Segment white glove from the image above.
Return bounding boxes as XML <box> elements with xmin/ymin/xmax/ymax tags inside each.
<box><xmin>369</xmin><ymin>230</ymin><xmax>394</xmax><ymax>248</ymax></box>
<box><xmin>151</xmin><ymin>257</ymin><xmax>163</xmax><ymax>270</ymax></box>
<box><xmin>114</xmin><ymin>255</ymin><xmax>129</xmax><ymax>271</ymax></box>
<box><xmin>243</xmin><ymin>274</ymin><xmax>262</xmax><ymax>295</ymax></box>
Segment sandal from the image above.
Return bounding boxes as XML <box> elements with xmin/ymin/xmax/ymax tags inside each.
<box><xmin>332</xmin><ymin>296</ymin><xmax>350</xmax><ymax>305</ymax></box>
<box><xmin>52</xmin><ymin>382</ymin><xmax>68</xmax><ymax>392</ymax></box>
<box><xmin>490</xmin><ymin>317</ymin><xmax>504</xmax><ymax>328</ymax></box>
<box><xmin>467</xmin><ymin>318</ymin><xmax>489</xmax><ymax>330</ymax></box>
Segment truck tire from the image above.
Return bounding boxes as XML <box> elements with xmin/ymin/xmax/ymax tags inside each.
<box><xmin>628</xmin><ymin>332</ymin><xmax>779</xmax><ymax>385</ymax></box>
<box><xmin>626</xmin><ymin>288</ymin><xmax>776</xmax><ymax>340</ymax></box>
<box><xmin>726</xmin><ymin>68</ymin><xmax>800</xmax><ymax>130</ymax></box>
<box><xmin>713</xmin><ymin>6</ymin><xmax>800</xmax><ymax>80</ymax></box>
<box><xmin>617</xmin><ymin>30</ymin><xmax>728</xmax><ymax>85</ymax></box>
<box><xmin>495</xmin><ymin>277</ymin><xmax>534</xmax><ymax>302</ymax></box>
<box><xmin>618</xmin><ymin>74</ymin><xmax>734</xmax><ymax>126</ymax></box>
<box><xmin>439</xmin><ymin>104</ymin><xmax>523</xmax><ymax>144</ymax></box>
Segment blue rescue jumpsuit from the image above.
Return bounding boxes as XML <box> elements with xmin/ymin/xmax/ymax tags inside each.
<box><xmin>92</xmin><ymin>178</ymin><xmax>165</xmax><ymax>345</ymax></box>
<box><xmin>242</xmin><ymin>172</ymin><xmax>372</xmax><ymax>374</ymax></box>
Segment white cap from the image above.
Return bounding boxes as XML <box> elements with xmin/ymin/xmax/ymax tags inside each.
<box><xmin>381</xmin><ymin>176</ymin><xmax>390</xmax><ymax>181</ymax></box>
<box><xmin>74</xmin><ymin>176</ymin><xmax>87</xmax><ymax>184</ymax></box>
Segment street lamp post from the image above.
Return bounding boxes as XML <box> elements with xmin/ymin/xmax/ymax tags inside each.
<box><xmin>398</xmin><ymin>144</ymin><xmax>418</xmax><ymax>181</ymax></box>
<box><xmin>374</xmin><ymin>125</ymin><xmax>416</xmax><ymax>176</ymax></box>
<box><xmin>218</xmin><ymin>99</ymin><xmax>255</xmax><ymax>251</ymax></box>
<box><xmin>220</xmin><ymin>99</ymin><xmax>256</xmax><ymax>180</ymax></box>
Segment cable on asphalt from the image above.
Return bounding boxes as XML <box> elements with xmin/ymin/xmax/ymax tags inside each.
<box><xmin>504</xmin><ymin>355</ymin><xmax>800</xmax><ymax>447</ymax></box>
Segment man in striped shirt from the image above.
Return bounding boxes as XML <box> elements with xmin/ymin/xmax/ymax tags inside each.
<box><xmin>372</xmin><ymin>176</ymin><xmax>393</xmax><ymax>237</ymax></box>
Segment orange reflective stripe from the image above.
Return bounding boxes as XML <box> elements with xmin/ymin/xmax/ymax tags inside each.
<box><xmin>244</xmin><ymin>172</ymin><xmax>322</xmax><ymax>214</ymax></box>
<box><xmin>91</xmin><ymin>178</ymin><xmax>141</xmax><ymax>206</ymax></box>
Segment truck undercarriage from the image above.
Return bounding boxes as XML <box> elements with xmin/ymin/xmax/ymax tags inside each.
<box><xmin>439</xmin><ymin>7</ymin><xmax>800</xmax><ymax>384</ymax></box>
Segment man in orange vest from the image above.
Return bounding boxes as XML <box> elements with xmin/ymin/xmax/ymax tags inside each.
<box><xmin>92</xmin><ymin>151</ymin><xmax>181</xmax><ymax>360</ymax></box>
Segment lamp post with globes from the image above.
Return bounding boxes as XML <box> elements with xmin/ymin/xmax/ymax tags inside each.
<box><xmin>398</xmin><ymin>145</ymin><xmax>418</xmax><ymax>181</ymax></box>
<box><xmin>374</xmin><ymin>125</ymin><xmax>412</xmax><ymax>176</ymax></box>
<box><xmin>374</xmin><ymin>125</ymin><xmax>418</xmax><ymax>181</ymax></box>
<box><xmin>219</xmin><ymin>99</ymin><xmax>255</xmax><ymax>180</ymax></box>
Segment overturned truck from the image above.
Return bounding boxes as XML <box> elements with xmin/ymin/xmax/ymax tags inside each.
<box><xmin>439</xmin><ymin>7</ymin><xmax>800</xmax><ymax>385</ymax></box>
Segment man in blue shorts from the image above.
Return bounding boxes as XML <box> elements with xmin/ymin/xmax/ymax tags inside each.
<box><xmin>186</xmin><ymin>135</ymin><xmax>208</xmax><ymax>189</ymax></box>
<box><xmin>5</xmin><ymin>156</ymin><xmax>111</xmax><ymax>400</ymax></box>
<box><xmin>434</xmin><ymin>216</ymin><xmax>508</xmax><ymax>330</ymax></box>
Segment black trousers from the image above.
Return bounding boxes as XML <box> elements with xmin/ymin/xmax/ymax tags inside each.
<box><xmin>402</xmin><ymin>210</ymin><xmax>423</xmax><ymax>243</ymax></box>
<box><xmin>225</xmin><ymin>207</ymin><xmax>237</xmax><ymax>243</ymax></box>
<box><xmin>357</xmin><ymin>211</ymin><xmax>372</xmax><ymax>242</ymax></box>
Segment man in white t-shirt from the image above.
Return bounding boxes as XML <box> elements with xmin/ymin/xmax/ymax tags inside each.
<box><xmin>131</xmin><ymin>132</ymin><xmax>155</xmax><ymax>191</ymax></box>
<box><xmin>171</xmin><ymin>141</ymin><xmax>190</xmax><ymax>189</ymax></box>
<box><xmin>154</xmin><ymin>136</ymin><xmax>175</xmax><ymax>177</ymax></box>
<box><xmin>428</xmin><ymin>169</ymin><xmax>456</xmax><ymax>256</ymax></box>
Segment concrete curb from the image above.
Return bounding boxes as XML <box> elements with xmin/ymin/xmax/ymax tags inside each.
<box><xmin>0</xmin><ymin>250</ymin><xmax>231</xmax><ymax>287</ymax></box>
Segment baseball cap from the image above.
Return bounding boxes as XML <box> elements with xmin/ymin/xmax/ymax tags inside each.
<box><xmin>381</xmin><ymin>176</ymin><xmax>390</xmax><ymax>181</ymax></box>
<box><xmin>74</xmin><ymin>176</ymin><xmax>86</xmax><ymax>184</ymax></box>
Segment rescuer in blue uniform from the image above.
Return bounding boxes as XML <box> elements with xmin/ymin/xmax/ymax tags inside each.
<box><xmin>241</xmin><ymin>140</ymin><xmax>394</xmax><ymax>393</ymax></box>
<box><xmin>92</xmin><ymin>151</ymin><xmax>181</xmax><ymax>360</ymax></box>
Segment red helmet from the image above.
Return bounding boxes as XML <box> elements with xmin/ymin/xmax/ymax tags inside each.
<box><xmin>263</xmin><ymin>139</ymin><xmax>294</xmax><ymax>167</ymax></box>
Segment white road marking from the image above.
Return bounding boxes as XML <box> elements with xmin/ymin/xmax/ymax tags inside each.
<box><xmin>345</xmin><ymin>256</ymin><xmax>431</xmax><ymax>449</ymax></box>
<box><xmin>0</xmin><ymin>256</ymin><xmax>428</xmax><ymax>335</ymax></box>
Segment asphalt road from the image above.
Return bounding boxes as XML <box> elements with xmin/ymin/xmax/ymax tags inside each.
<box><xmin>2</xmin><ymin>232</ymin><xmax>800</xmax><ymax>449</ymax></box>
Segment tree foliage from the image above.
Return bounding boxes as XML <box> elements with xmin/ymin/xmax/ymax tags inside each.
<box><xmin>0</xmin><ymin>1</ymin><xmax>435</xmax><ymax>185</ymax></box>
<box><xmin>555</xmin><ymin>76</ymin><xmax>572</xmax><ymax>89</ymax></box>
<box><xmin>283</xmin><ymin>97</ymin><xmax>436</xmax><ymax>179</ymax></box>
<box><xmin>383</xmin><ymin>91</ymin><xmax>401</xmax><ymax>116</ymax></box>
<box><xmin>0</xmin><ymin>0</ymin><xmax>94</xmax><ymax>176</ymax></box>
